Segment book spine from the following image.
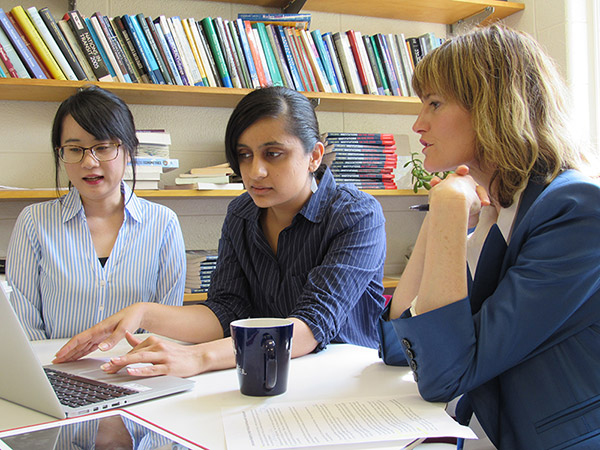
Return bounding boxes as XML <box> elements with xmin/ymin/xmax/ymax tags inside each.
<box><xmin>322</xmin><ymin>32</ymin><xmax>347</xmax><ymax>93</ymax></box>
<box><xmin>11</xmin><ymin>6</ymin><xmax>63</xmax><ymax>79</ymax></box>
<box><xmin>135</xmin><ymin>157</ymin><xmax>179</xmax><ymax>168</ymax></box>
<box><xmin>234</xmin><ymin>18</ymin><xmax>260</xmax><ymax>89</ymax></box>
<box><xmin>0</xmin><ymin>24</ymin><xmax>29</xmax><ymax>77</ymax></box>
<box><xmin>332</xmin><ymin>37</ymin><xmax>360</xmax><ymax>93</ymax></box>
<box><xmin>155</xmin><ymin>16</ymin><xmax>186</xmax><ymax>85</ymax></box>
<box><xmin>195</xmin><ymin>21</ymin><xmax>222</xmax><ymax>87</ymax></box>
<box><xmin>252</xmin><ymin>27</ymin><xmax>272</xmax><ymax>85</ymax></box>
<box><xmin>237</xmin><ymin>13</ymin><xmax>311</xmax><ymax>23</ymax></box>
<box><xmin>265</xmin><ymin>24</ymin><xmax>293</xmax><ymax>89</ymax></box>
<box><xmin>384</xmin><ymin>33</ymin><xmax>408</xmax><ymax>96</ymax></box>
<box><xmin>200</xmin><ymin>17</ymin><xmax>232</xmax><ymax>88</ymax></box>
<box><xmin>376</xmin><ymin>34</ymin><xmax>400</xmax><ymax>96</ymax></box>
<box><xmin>293</xmin><ymin>29</ymin><xmax>317</xmax><ymax>91</ymax></box>
<box><xmin>57</xmin><ymin>19</ymin><xmax>96</xmax><ymax>80</ymax></box>
<box><xmin>243</xmin><ymin>20</ymin><xmax>267</xmax><ymax>87</ymax></box>
<box><xmin>354</xmin><ymin>31</ymin><xmax>378</xmax><ymax>95</ymax></box>
<box><xmin>214</xmin><ymin>17</ymin><xmax>241</xmax><ymax>88</ymax></box>
<box><xmin>147</xmin><ymin>16</ymin><xmax>178</xmax><ymax>84</ymax></box>
<box><xmin>406</xmin><ymin>36</ymin><xmax>423</xmax><ymax>66</ymax></box>
<box><xmin>364</xmin><ymin>34</ymin><xmax>388</xmax><ymax>95</ymax></box>
<box><xmin>113</xmin><ymin>16</ymin><xmax>148</xmax><ymax>83</ymax></box>
<box><xmin>85</xmin><ymin>16</ymin><xmax>117</xmax><ymax>80</ymax></box>
<box><xmin>90</xmin><ymin>14</ymin><xmax>128</xmax><ymax>83</ymax></box>
<box><xmin>106</xmin><ymin>17</ymin><xmax>140</xmax><ymax>83</ymax></box>
<box><xmin>166</xmin><ymin>17</ymin><xmax>195</xmax><ymax>86</ymax></box>
<box><xmin>311</xmin><ymin>29</ymin><xmax>340</xmax><ymax>93</ymax></box>
<box><xmin>274</xmin><ymin>25</ymin><xmax>303</xmax><ymax>91</ymax></box>
<box><xmin>137</xmin><ymin>13</ymin><xmax>171</xmax><ymax>84</ymax></box>
<box><xmin>152</xmin><ymin>18</ymin><xmax>182</xmax><ymax>85</ymax></box>
<box><xmin>170</xmin><ymin>16</ymin><xmax>203</xmax><ymax>86</ymax></box>
<box><xmin>181</xmin><ymin>17</ymin><xmax>208</xmax><ymax>86</ymax></box>
<box><xmin>38</xmin><ymin>8</ymin><xmax>86</xmax><ymax>80</ymax></box>
<box><xmin>28</xmin><ymin>7</ymin><xmax>78</xmax><ymax>80</ymax></box>
<box><xmin>64</xmin><ymin>11</ymin><xmax>110</xmax><ymax>81</ymax></box>
<box><xmin>285</xmin><ymin>26</ymin><xmax>310</xmax><ymax>91</ymax></box>
<box><xmin>298</xmin><ymin>28</ymin><xmax>328</xmax><ymax>92</ymax></box>
<box><xmin>395</xmin><ymin>33</ymin><xmax>415</xmax><ymax>96</ymax></box>
<box><xmin>189</xmin><ymin>18</ymin><xmax>216</xmax><ymax>87</ymax></box>
<box><xmin>0</xmin><ymin>39</ymin><xmax>17</xmax><ymax>77</ymax></box>
<box><xmin>124</xmin><ymin>14</ymin><xmax>163</xmax><ymax>84</ymax></box>
<box><xmin>254</xmin><ymin>22</ymin><xmax>283</xmax><ymax>86</ymax></box>
<box><xmin>228</xmin><ymin>20</ymin><xmax>252</xmax><ymax>88</ymax></box>
<box><xmin>343</xmin><ymin>31</ymin><xmax>367</xmax><ymax>94</ymax></box>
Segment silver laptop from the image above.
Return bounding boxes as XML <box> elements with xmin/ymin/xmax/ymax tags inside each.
<box><xmin>0</xmin><ymin>282</ymin><xmax>194</xmax><ymax>419</ymax></box>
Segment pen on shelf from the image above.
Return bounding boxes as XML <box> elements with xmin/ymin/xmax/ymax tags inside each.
<box><xmin>409</xmin><ymin>203</ymin><xmax>429</xmax><ymax>212</ymax></box>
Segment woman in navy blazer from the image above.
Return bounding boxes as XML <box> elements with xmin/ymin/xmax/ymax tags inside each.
<box><xmin>379</xmin><ymin>25</ymin><xmax>600</xmax><ymax>448</ymax></box>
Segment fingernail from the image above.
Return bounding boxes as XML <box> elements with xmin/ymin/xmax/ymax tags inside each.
<box><xmin>111</xmin><ymin>357</ymin><xmax>122</xmax><ymax>363</ymax></box>
<box><xmin>99</xmin><ymin>342</ymin><xmax>109</xmax><ymax>351</ymax></box>
<box><xmin>101</xmin><ymin>363</ymin><xmax>110</xmax><ymax>371</ymax></box>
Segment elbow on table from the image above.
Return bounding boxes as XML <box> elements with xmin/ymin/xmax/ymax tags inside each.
<box><xmin>417</xmin><ymin>379</ymin><xmax>461</xmax><ymax>404</ymax></box>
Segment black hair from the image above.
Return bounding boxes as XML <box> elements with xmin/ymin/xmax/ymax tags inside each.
<box><xmin>51</xmin><ymin>85</ymin><xmax>138</xmax><ymax>195</ymax></box>
<box><xmin>224</xmin><ymin>86</ymin><xmax>325</xmax><ymax>177</ymax></box>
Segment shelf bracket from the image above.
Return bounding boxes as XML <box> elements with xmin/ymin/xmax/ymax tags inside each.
<box><xmin>310</xmin><ymin>97</ymin><xmax>321</xmax><ymax>109</ymax></box>
<box><xmin>447</xmin><ymin>6</ymin><xmax>494</xmax><ymax>36</ymax></box>
<box><xmin>283</xmin><ymin>0</ymin><xmax>308</xmax><ymax>14</ymax></box>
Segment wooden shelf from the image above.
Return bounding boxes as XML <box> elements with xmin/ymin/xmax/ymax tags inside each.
<box><xmin>0</xmin><ymin>78</ymin><xmax>422</xmax><ymax>115</ymax></box>
<box><xmin>183</xmin><ymin>275</ymin><xmax>401</xmax><ymax>303</ymax></box>
<box><xmin>208</xmin><ymin>0</ymin><xmax>524</xmax><ymax>24</ymax></box>
<box><xmin>0</xmin><ymin>188</ymin><xmax>427</xmax><ymax>200</ymax></box>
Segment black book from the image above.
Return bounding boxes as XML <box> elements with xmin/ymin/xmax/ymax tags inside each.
<box><xmin>113</xmin><ymin>16</ymin><xmax>150</xmax><ymax>83</ymax></box>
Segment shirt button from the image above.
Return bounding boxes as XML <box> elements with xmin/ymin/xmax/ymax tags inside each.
<box><xmin>99</xmin><ymin>280</ymin><xmax>106</xmax><ymax>287</ymax></box>
<box><xmin>401</xmin><ymin>338</ymin><xmax>412</xmax><ymax>349</ymax></box>
<box><xmin>410</xmin><ymin>360</ymin><xmax>418</xmax><ymax>371</ymax></box>
<box><xmin>413</xmin><ymin>371</ymin><xmax>419</xmax><ymax>382</ymax></box>
<box><xmin>405</xmin><ymin>349</ymin><xmax>415</xmax><ymax>360</ymax></box>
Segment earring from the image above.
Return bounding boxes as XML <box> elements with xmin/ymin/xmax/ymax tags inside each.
<box><xmin>311</xmin><ymin>174</ymin><xmax>318</xmax><ymax>193</ymax></box>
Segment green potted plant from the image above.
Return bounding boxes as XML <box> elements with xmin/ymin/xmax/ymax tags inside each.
<box><xmin>404</xmin><ymin>152</ymin><xmax>451</xmax><ymax>193</ymax></box>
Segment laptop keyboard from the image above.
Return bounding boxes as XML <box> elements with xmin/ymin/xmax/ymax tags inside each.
<box><xmin>44</xmin><ymin>368</ymin><xmax>138</xmax><ymax>408</ymax></box>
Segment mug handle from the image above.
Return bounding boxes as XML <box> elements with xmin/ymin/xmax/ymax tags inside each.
<box><xmin>263</xmin><ymin>335</ymin><xmax>277</xmax><ymax>390</ymax></box>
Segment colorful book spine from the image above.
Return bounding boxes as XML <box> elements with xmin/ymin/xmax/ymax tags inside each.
<box><xmin>375</xmin><ymin>34</ymin><xmax>400</xmax><ymax>96</ymax></box>
<box><xmin>200</xmin><ymin>17</ymin><xmax>232</xmax><ymax>88</ymax></box>
<box><xmin>311</xmin><ymin>29</ymin><xmax>339</xmax><ymax>93</ymax></box>
<box><xmin>214</xmin><ymin>17</ymin><xmax>241</xmax><ymax>88</ymax></box>
<box><xmin>299</xmin><ymin>28</ymin><xmax>329</xmax><ymax>92</ymax></box>
<box><xmin>265</xmin><ymin>24</ymin><xmax>293</xmax><ymax>89</ymax></box>
<box><xmin>112</xmin><ymin>16</ymin><xmax>149</xmax><ymax>83</ymax></box>
<box><xmin>254</xmin><ymin>21</ymin><xmax>283</xmax><ymax>87</ymax></box>
<box><xmin>105</xmin><ymin>16</ymin><xmax>140</xmax><ymax>83</ymax></box>
<box><xmin>156</xmin><ymin>16</ymin><xmax>187</xmax><ymax>85</ymax></box>
<box><xmin>322</xmin><ymin>32</ymin><xmax>347</xmax><ymax>93</ymax></box>
<box><xmin>152</xmin><ymin>18</ymin><xmax>182</xmax><ymax>85</ymax></box>
<box><xmin>10</xmin><ymin>6</ymin><xmax>63</xmax><ymax>79</ymax></box>
<box><xmin>27</xmin><ymin>6</ymin><xmax>77</xmax><ymax>80</ymax></box>
<box><xmin>90</xmin><ymin>14</ymin><xmax>128</xmax><ymax>82</ymax></box>
<box><xmin>137</xmin><ymin>13</ymin><xmax>171</xmax><ymax>84</ymax></box>
<box><xmin>382</xmin><ymin>33</ymin><xmax>408</xmax><ymax>96</ymax></box>
<box><xmin>64</xmin><ymin>10</ymin><xmax>112</xmax><ymax>81</ymax></box>
<box><xmin>366</xmin><ymin>35</ymin><xmax>389</xmax><ymax>95</ymax></box>
<box><xmin>170</xmin><ymin>16</ymin><xmax>203</xmax><ymax>86</ymax></box>
<box><xmin>189</xmin><ymin>18</ymin><xmax>216</xmax><ymax>87</ymax></box>
<box><xmin>38</xmin><ymin>7</ymin><xmax>86</xmax><ymax>80</ymax></box>
<box><xmin>243</xmin><ymin>20</ymin><xmax>267</xmax><ymax>87</ymax></box>
<box><xmin>84</xmin><ymin>16</ymin><xmax>116</xmax><ymax>80</ymax></box>
<box><xmin>355</xmin><ymin>31</ymin><xmax>379</xmax><ymax>95</ymax></box>
<box><xmin>182</xmin><ymin>17</ymin><xmax>208</xmax><ymax>86</ymax></box>
<box><xmin>195</xmin><ymin>20</ymin><xmax>222</xmax><ymax>87</ymax></box>
<box><xmin>394</xmin><ymin>33</ymin><xmax>415</xmax><ymax>96</ymax></box>
<box><xmin>274</xmin><ymin>25</ymin><xmax>303</xmax><ymax>91</ymax></box>
<box><xmin>234</xmin><ymin>18</ymin><xmax>259</xmax><ymax>89</ymax></box>
<box><xmin>0</xmin><ymin>38</ymin><xmax>17</xmax><ymax>77</ymax></box>
<box><xmin>332</xmin><ymin>32</ymin><xmax>362</xmax><ymax>94</ymax></box>
<box><xmin>286</xmin><ymin>27</ymin><xmax>311</xmax><ymax>91</ymax></box>
<box><xmin>57</xmin><ymin>18</ymin><xmax>96</xmax><ymax>80</ymax></box>
<box><xmin>252</xmin><ymin>26</ymin><xmax>272</xmax><ymax>86</ymax></box>
<box><xmin>147</xmin><ymin>16</ymin><xmax>178</xmax><ymax>84</ymax></box>
<box><xmin>165</xmin><ymin>16</ymin><xmax>195</xmax><ymax>86</ymax></box>
<box><xmin>294</xmin><ymin>29</ymin><xmax>319</xmax><ymax>92</ymax></box>
<box><xmin>123</xmin><ymin>14</ymin><xmax>163</xmax><ymax>84</ymax></box>
<box><xmin>0</xmin><ymin>24</ymin><xmax>29</xmax><ymax>77</ymax></box>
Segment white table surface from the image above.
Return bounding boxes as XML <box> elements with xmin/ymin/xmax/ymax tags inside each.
<box><xmin>0</xmin><ymin>339</ymin><xmax>458</xmax><ymax>450</ymax></box>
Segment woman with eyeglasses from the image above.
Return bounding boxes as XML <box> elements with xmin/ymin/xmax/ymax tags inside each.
<box><xmin>6</xmin><ymin>85</ymin><xmax>186</xmax><ymax>340</ymax></box>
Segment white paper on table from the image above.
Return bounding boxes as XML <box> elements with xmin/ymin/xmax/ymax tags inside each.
<box><xmin>222</xmin><ymin>394</ymin><xmax>477</xmax><ymax>450</ymax></box>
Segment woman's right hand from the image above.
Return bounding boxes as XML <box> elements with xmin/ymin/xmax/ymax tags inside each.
<box><xmin>53</xmin><ymin>302</ymin><xmax>148</xmax><ymax>363</ymax></box>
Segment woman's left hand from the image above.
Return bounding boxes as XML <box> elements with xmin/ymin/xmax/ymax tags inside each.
<box><xmin>99</xmin><ymin>331</ymin><xmax>206</xmax><ymax>378</ymax></box>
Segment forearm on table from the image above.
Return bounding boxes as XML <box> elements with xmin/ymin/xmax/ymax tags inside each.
<box><xmin>141</xmin><ymin>303</ymin><xmax>224</xmax><ymax>344</ymax></box>
<box><xmin>416</xmin><ymin>197</ymin><xmax>469</xmax><ymax>314</ymax></box>
<box><xmin>289</xmin><ymin>318</ymin><xmax>319</xmax><ymax>357</ymax></box>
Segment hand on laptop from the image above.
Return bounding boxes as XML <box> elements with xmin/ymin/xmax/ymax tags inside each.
<box><xmin>53</xmin><ymin>303</ymin><xmax>147</xmax><ymax>363</ymax></box>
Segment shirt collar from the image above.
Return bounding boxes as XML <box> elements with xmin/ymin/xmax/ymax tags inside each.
<box><xmin>60</xmin><ymin>182</ymin><xmax>142</xmax><ymax>224</ymax></box>
<box><xmin>496</xmin><ymin>186</ymin><xmax>525</xmax><ymax>243</ymax></box>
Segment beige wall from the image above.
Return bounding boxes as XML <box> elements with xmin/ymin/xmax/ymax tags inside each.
<box><xmin>1</xmin><ymin>0</ymin><xmax>575</xmax><ymax>276</ymax></box>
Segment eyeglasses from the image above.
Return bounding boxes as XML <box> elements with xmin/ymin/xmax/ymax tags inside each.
<box><xmin>58</xmin><ymin>143</ymin><xmax>121</xmax><ymax>164</ymax></box>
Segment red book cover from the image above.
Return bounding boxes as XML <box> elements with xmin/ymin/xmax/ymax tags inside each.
<box><xmin>243</xmin><ymin>20</ymin><xmax>267</xmax><ymax>87</ymax></box>
<box><xmin>0</xmin><ymin>40</ymin><xmax>18</xmax><ymax>77</ymax></box>
<box><xmin>346</xmin><ymin>30</ymin><xmax>369</xmax><ymax>94</ymax></box>
<box><xmin>6</xmin><ymin>11</ymin><xmax>51</xmax><ymax>78</ymax></box>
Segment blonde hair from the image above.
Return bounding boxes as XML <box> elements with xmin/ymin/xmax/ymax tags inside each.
<box><xmin>412</xmin><ymin>24</ymin><xmax>583</xmax><ymax>207</ymax></box>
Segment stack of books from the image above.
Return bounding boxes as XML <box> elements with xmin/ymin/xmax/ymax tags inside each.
<box><xmin>0</xmin><ymin>6</ymin><xmax>441</xmax><ymax>97</ymax></box>
<box><xmin>185</xmin><ymin>250</ymin><xmax>218</xmax><ymax>294</ymax></box>
<box><xmin>125</xmin><ymin>130</ymin><xmax>178</xmax><ymax>190</ymax></box>
<box><xmin>171</xmin><ymin>163</ymin><xmax>244</xmax><ymax>190</ymax></box>
<box><xmin>323</xmin><ymin>132</ymin><xmax>398</xmax><ymax>190</ymax></box>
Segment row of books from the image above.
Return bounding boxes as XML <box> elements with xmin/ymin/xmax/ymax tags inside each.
<box><xmin>185</xmin><ymin>250</ymin><xmax>218</xmax><ymax>294</ymax></box>
<box><xmin>0</xmin><ymin>6</ymin><xmax>440</xmax><ymax>97</ymax></box>
<box><xmin>323</xmin><ymin>132</ymin><xmax>398</xmax><ymax>190</ymax></box>
<box><xmin>168</xmin><ymin>163</ymin><xmax>244</xmax><ymax>191</ymax></box>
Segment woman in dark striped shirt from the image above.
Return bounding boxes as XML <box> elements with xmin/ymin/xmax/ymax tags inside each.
<box><xmin>55</xmin><ymin>87</ymin><xmax>387</xmax><ymax>378</ymax></box>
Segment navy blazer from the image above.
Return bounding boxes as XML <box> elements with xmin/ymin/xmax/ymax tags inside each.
<box><xmin>379</xmin><ymin>170</ymin><xmax>600</xmax><ymax>449</ymax></box>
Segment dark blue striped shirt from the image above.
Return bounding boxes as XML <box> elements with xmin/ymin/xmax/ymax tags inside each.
<box><xmin>204</xmin><ymin>168</ymin><xmax>386</xmax><ymax>349</ymax></box>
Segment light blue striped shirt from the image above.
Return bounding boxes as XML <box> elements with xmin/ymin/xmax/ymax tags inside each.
<box><xmin>6</xmin><ymin>183</ymin><xmax>186</xmax><ymax>340</ymax></box>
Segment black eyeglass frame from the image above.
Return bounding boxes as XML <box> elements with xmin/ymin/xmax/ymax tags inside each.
<box><xmin>57</xmin><ymin>143</ymin><xmax>121</xmax><ymax>164</ymax></box>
